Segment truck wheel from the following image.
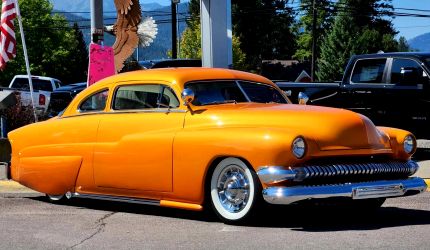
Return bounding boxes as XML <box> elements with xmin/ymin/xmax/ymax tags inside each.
<box><xmin>209</xmin><ymin>157</ymin><xmax>261</xmax><ymax>224</ymax></box>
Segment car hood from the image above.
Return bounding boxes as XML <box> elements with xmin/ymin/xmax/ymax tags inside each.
<box><xmin>185</xmin><ymin>103</ymin><xmax>391</xmax><ymax>151</ymax></box>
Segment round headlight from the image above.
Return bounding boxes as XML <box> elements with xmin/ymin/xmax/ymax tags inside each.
<box><xmin>403</xmin><ymin>135</ymin><xmax>416</xmax><ymax>154</ymax></box>
<box><xmin>292</xmin><ymin>137</ymin><xmax>306</xmax><ymax>159</ymax></box>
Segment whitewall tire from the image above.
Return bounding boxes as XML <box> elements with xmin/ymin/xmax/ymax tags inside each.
<box><xmin>210</xmin><ymin>157</ymin><xmax>261</xmax><ymax>223</ymax></box>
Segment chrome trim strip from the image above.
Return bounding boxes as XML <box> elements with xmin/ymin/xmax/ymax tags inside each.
<box><xmin>72</xmin><ymin>193</ymin><xmax>160</xmax><ymax>206</ymax></box>
<box><xmin>235</xmin><ymin>80</ymin><xmax>251</xmax><ymax>102</ymax></box>
<box><xmin>63</xmin><ymin>109</ymin><xmax>187</xmax><ymax>119</ymax></box>
<box><xmin>257</xmin><ymin>166</ymin><xmax>296</xmax><ymax>184</ymax></box>
<box><xmin>262</xmin><ymin>177</ymin><xmax>427</xmax><ymax>205</ymax></box>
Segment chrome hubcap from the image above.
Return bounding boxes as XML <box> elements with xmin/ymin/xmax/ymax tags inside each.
<box><xmin>217</xmin><ymin>165</ymin><xmax>250</xmax><ymax>213</ymax></box>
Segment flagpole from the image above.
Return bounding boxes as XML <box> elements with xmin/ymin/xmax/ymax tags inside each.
<box><xmin>13</xmin><ymin>0</ymin><xmax>38</xmax><ymax>122</ymax></box>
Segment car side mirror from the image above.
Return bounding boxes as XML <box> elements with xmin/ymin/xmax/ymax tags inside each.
<box><xmin>298</xmin><ymin>92</ymin><xmax>309</xmax><ymax>105</ymax></box>
<box><xmin>181</xmin><ymin>88</ymin><xmax>195</xmax><ymax>106</ymax></box>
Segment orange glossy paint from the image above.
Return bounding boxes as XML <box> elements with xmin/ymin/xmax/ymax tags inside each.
<box><xmin>7</xmin><ymin>68</ymin><xmax>416</xmax><ymax>210</ymax></box>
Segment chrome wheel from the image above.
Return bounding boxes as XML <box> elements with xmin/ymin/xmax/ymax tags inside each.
<box><xmin>217</xmin><ymin>165</ymin><xmax>250</xmax><ymax>213</ymax></box>
<box><xmin>210</xmin><ymin>157</ymin><xmax>260</xmax><ymax>223</ymax></box>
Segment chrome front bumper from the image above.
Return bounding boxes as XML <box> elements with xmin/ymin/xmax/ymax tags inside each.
<box><xmin>262</xmin><ymin>177</ymin><xmax>427</xmax><ymax>205</ymax></box>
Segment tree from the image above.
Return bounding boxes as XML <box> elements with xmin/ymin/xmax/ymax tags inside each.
<box><xmin>0</xmin><ymin>0</ymin><xmax>87</xmax><ymax>85</ymax></box>
<box><xmin>294</xmin><ymin>0</ymin><xmax>335</xmax><ymax>62</ymax></box>
<box><xmin>398</xmin><ymin>36</ymin><xmax>410</xmax><ymax>52</ymax></box>
<box><xmin>232</xmin><ymin>0</ymin><xmax>297</xmax><ymax>69</ymax></box>
<box><xmin>316</xmin><ymin>0</ymin><xmax>398</xmax><ymax>81</ymax></box>
<box><xmin>66</xmin><ymin>23</ymin><xmax>89</xmax><ymax>83</ymax></box>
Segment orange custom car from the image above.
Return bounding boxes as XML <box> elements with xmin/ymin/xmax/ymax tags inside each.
<box><xmin>5</xmin><ymin>68</ymin><xmax>427</xmax><ymax>223</ymax></box>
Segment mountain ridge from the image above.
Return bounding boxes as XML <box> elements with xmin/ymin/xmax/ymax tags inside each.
<box><xmin>58</xmin><ymin>2</ymin><xmax>189</xmax><ymax>60</ymax></box>
<box><xmin>409</xmin><ymin>32</ymin><xmax>430</xmax><ymax>52</ymax></box>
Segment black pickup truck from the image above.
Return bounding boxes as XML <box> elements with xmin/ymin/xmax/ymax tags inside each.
<box><xmin>276</xmin><ymin>52</ymin><xmax>430</xmax><ymax>138</ymax></box>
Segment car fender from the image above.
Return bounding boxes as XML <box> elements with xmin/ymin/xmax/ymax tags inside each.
<box><xmin>170</xmin><ymin>127</ymin><xmax>314</xmax><ymax>204</ymax></box>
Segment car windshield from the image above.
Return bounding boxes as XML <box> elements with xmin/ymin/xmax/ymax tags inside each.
<box><xmin>186</xmin><ymin>80</ymin><xmax>288</xmax><ymax>106</ymax></box>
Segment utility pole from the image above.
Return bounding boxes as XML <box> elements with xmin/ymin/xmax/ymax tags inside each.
<box><xmin>171</xmin><ymin>0</ymin><xmax>180</xmax><ymax>59</ymax></box>
<box><xmin>311</xmin><ymin>0</ymin><xmax>317</xmax><ymax>82</ymax></box>
<box><xmin>91</xmin><ymin>0</ymin><xmax>104</xmax><ymax>44</ymax></box>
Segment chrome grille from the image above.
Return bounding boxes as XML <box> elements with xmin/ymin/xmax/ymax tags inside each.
<box><xmin>294</xmin><ymin>160</ymin><xmax>419</xmax><ymax>182</ymax></box>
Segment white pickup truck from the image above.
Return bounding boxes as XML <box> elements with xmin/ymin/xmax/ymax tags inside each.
<box><xmin>0</xmin><ymin>75</ymin><xmax>62</xmax><ymax>116</ymax></box>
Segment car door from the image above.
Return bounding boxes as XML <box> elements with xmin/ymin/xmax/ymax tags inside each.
<box><xmin>340</xmin><ymin>58</ymin><xmax>390</xmax><ymax>124</ymax></box>
<box><xmin>383</xmin><ymin>57</ymin><xmax>430</xmax><ymax>135</ymax></box>
<box><xmin>93</xmin><ymin>83</ymin><xmax>184</xmax><ymax>192</ymax></box>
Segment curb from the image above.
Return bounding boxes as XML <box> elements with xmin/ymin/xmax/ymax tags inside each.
<box><xmin>0</xmin><ymin>180</ymin><xmax>36</xmax><ymax>193</ymax></box>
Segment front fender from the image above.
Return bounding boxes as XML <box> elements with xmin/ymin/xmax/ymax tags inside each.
<box><xmin>170</xmin><ymin>127</ymin><xmax>312</xmax><ymax>204</ymax></box>
<box><xmin>377</xmin><ymin>126</ymin><xmax>416</xmax><ymax>160</ymax></box>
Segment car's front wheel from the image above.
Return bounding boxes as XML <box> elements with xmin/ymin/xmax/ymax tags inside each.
<box><xmin>209</xmin><ymin>157</ymin><xmax>261</xmax><ymax>224</ymax></box>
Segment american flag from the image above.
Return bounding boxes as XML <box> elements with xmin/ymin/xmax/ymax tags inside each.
<box><xmin>0</xmin><ymin>0</ymin><xmax>17</xmax><ymax>70</ymax></box>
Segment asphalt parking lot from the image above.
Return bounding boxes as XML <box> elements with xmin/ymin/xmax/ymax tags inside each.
<box><xmin>0</xmin><ymin>192</ymin><xmax>429</xmax><ymax>250</ymax></box>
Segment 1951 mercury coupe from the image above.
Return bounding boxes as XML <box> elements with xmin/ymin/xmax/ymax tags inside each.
<box><xmin>4</xmin><ymin>68</ymin><xmax>427</xmax><ymax>223</ymax></box>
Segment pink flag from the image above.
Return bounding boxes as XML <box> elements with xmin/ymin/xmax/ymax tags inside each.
<box><xmin>87</xmin><ymin>43</ymin><xmax>116</xmax><ymax>86</ymax></box>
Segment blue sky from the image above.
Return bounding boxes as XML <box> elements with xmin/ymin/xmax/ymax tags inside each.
<box><xmin>142</xmin><ymin>0</ymin><xmax>171</xmax><ymax>6</ymax></box>
<box><xmin>111</xmin><ymin>1</ymin><xmax>430</xmax><ymax>40</ymax></box>
<box><xmin>148</xmin><ymin>0</ymin><xmax>429</xmax><ymax>39</ymax></box>
<box><xmin>392</xmin><ymin>0</ymin><xmax>430</xmax><ymax>39</ymax></box>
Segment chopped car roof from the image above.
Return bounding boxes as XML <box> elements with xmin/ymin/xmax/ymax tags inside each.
<box><xmin>88</xmin><ymin>67</ymin><xmax>274</xmax><ymax>91</ymax></box>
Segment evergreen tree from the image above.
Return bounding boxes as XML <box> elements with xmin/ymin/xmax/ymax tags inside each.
<box><xmin>398</xmin><ymin>36</ymin><xmax>410</xmax><ymax>52</ymax></box>
<box><xmin>316</xmin><ymin>0</ymin><xmax>398</xmax><ymax>81</ymax></box>
<box><xmin>233</xmin><ymin>0</ymin><xmax>296</xmax><ymax>69</ymax></box>
<box><xmin>66</xmin><ymin>23</ymin><xmax>89</xmax><ymax>84</ymax></box>
<box><xmin>0</xmin><ymin>0</ymin><xmax>85</xmax><ymax>85</ymax></box>
<box><xmin>294</xmin><ymin>0</ymin><xmax>335</xmax><ymax>62</ymax></box>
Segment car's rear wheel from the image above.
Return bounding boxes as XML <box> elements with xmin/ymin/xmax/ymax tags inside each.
<box><xmin>209</xmin><ymin>157</ymin><xmax>261</xmax><ymax>224</ymax></box>
<box><xmin>46</xmin><ymin>194</ymin><xmax>66</xmax><ymax>203</ymax></box>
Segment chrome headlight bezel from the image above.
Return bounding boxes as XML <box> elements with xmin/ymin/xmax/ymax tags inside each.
<box><xmin>403</xmin><ymin>135</ymin><xmax>416</xmax><ymax>154</ymax></box>
<box><xmin>292</xmin><ymin>137</ymin><xmax>306</xmax><ymax>159</ymax></box>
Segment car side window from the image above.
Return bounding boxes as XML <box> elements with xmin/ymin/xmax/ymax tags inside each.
<box><xmin>390</xmin><ymin>58</ymin><xmax>427</xmax><ymax>86</ymax></box>
<box><xmin>351</xmin><ymin>59</ymin><xmax>387</xmax><ymax>84</ymax></box>
<box><xmin>113</xmin><ymin>84</ymin><xmax>179</xmax><ymax>110</ymax></box>
<box><xmin>79</xmin><ymin>89</ymin><xmax>108</xmax><ymax>112</ymax></box>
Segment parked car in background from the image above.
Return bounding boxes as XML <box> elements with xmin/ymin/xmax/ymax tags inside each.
<box><xmin>5</xmin><ymin>68</ymin><xmax>426</xmax><ymax>224</ymax></box>
<box><xmin>46</xmin><ymin>82</ymin><xmax>87</xmax><ymax>117</ymax></box>
<box><xmin>276</xmin><ymin>52</ymin><xmax>430</xmax><ymax>138</ymax></box>
<box><xmin>0</xmin><ymin>75</ymin><xmax>62</xmax><ymax>116</ymax></box>
<box><xmin>139</xmin><ymin>59</ymin><xmax>202</xmax><ymax>69</ymax></box>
